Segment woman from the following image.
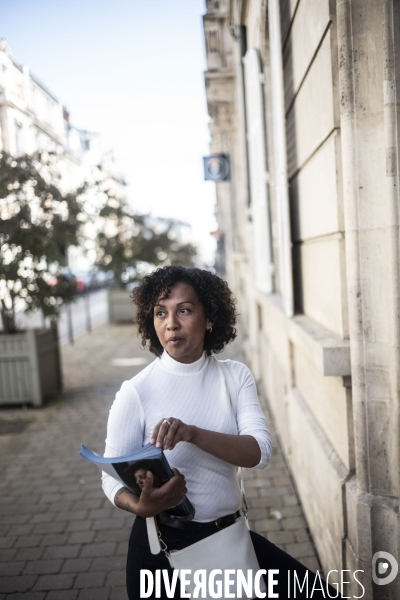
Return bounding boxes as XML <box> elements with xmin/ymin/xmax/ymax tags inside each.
<box><xmin>102</xmin><ymin>266</ymin><xmax>339</xmax><ymax>599</ymax></box>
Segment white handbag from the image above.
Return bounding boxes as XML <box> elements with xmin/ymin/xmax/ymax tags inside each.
<box><xmin>146</xmin><ymin>358</ymin><xmax>266</xmax><ymax>599</ymax></box>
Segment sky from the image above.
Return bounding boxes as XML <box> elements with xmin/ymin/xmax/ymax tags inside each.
<box><xmin>0</xmin><ymin>0</ymin><xmax>217</xmax><ymax>262</ymax></box>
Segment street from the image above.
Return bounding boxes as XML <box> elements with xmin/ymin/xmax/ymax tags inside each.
<box><xmin>13</xmin><ymin>290</ymin><xmax>109</xmax><ymax>344</ymax></box>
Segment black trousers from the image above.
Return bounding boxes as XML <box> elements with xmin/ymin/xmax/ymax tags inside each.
<box><xmin>126</xmin><ymin>517</ymin><xmax>341</xmax><ymax>599</ymax></box>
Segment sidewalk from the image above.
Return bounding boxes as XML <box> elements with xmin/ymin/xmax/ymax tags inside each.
<box><xmin>0</xmin><ymin>322</ymin><xmax>319</xmax><ymax>599</ymax></box>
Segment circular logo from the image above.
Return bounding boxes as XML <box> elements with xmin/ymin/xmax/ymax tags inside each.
<box><xmin>372</xmin><ymin>551</ymin><xmax>398</xmax><ymax>586</ymax></box>
<box><xmin>207</xmin><ymin>158</ymin><xmax>223</xmax><ymax>177</ymax></box>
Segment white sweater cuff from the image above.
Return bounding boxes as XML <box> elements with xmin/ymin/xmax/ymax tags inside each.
<box><xmin>250</xmin><ymin>434</ymin><xmax>272</xmax><ymax>469</ymax></box>
<box><xmin>102</xmin><ymin>472</ymin><xmax>124</xmax><ymax>507</ymax></box>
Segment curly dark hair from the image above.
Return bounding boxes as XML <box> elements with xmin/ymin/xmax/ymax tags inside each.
<box><xmin>131</xmin><ymin>266</ymin><xmax>238</xmax><ymax>357</ymax></box>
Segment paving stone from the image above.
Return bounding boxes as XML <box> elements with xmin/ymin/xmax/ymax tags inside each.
<box><xmin>104</xmin><ymin>571</ymin><xmax>125</xmax><ymax>588</ymax></box>
<box><xmin>95</xmin><ymin>530</ymin><xmax>129</xmax><ymax>544</ymax></box>
<box><xmin>33</xmin><ymin>573</ymin><xmax>76</xmax><ymax>591</ymax></box>
<box><xmin>46</xmin><ymin>592</ymin><xmax>78</xmax><ymax>600</ymax></box>
<box><xmin>245</xmin><ymin>508</ymin><xmax>269</xmax><ymax>520</ymax></box>
<box><xmin>7</xmin><ymin>525</ymin><xmax>34</xmax><ymax>536</ymax></box>
<box><xmin>42</xmin><ymin>545</ymin><xmax>81</xmax><ymax>560</ymax></box>
<box><xmin>38</xmin><ymin>494</ymin><xmax>63</xmax><ymax>503</ymax></box>
<box><xmin>247</xmin><ymin>496</ymin><xmax>269</xmax><ymax>509</ymax></box>
<box><xmin>294</xmin><ymin>528</ymin><xmax>311</xmax><ymax>542</ymax></box>
<box><xmin>285</xmin><ymin>541</ymin><xmax>316</xmax><ymax>559</ymax></box>
<box><xmin>116</xmin><ymin>542</ymin><xmax>128</xmax><ymax>556</ymax></box>
<box><xmin>63</xmin><ymin>492</ymin><xmax>85</xmax><ymax>502</ymax></box>
<box><xmin>0</xmin><ymin>497</ymin><xmax>16</xmax><ymax>506</ymax></box>
<box><xmin>259</xmin><ymin>484</ymin><xmax>288</xmax><ymax>496</ymax></box>
<box><xmin>11</xmin><ymin>495</ymin><xmax>42</xmax><ymax>506</ymax></box>
<box><xmin>74</xmin><ymin>572</ymin><xmax>106</xmax><ymax>588</ymax></box>
<box><xmin>90</xmin><ymin>556</ymin><xmax>125</xmax><ymax>571</ymax></box>
<box><xmin>283</xmin><ymin>495</ymin><xmax>299</xmax><ymax>506</ymax></box>
<box><xmin>87</xmin><ymin>508</ymin><xmax>114</xmax><ymax>520</ymax></box>
<box><xmin>80</xmin><ymin>543</ymin><xmax>116</xmax><ymax>558</ymax></box>
<box><xmin>298</xmin><ymin>555</ymin><xmax>321</xmax><ymax>573</ymax></box>
<box><xmin>17</xmin><ymin>505</ymin><xmax>49</xmax><ymax>516</ymax></box>
<box><xmin>92</xmin><ymin>518</ymin><xmax>124</xmax><ymax>531</ymax></box>
<box><xmin>279</xmin><ymin>506</ymin><xmax>303</xmax><ymax>517</ymax></box>
<box><xmin>48</xmin><ymin>502</ymin><xmax>73</xmax><ymax>513</ymax></box>
<box><xmin>72</xmin><ymin>500</ymin><xmax>103</xmax><ymax>511</ymax></box>
<box><xmin>250</xmin><ymin>518</ymin><xmax>281</xmax><ymax>532</ymax></box>
<box><xmin>110</xmin><ymin>586</ymin><xmax>128</xmax><ymax>600</ymax></box>
<box><xmin>273</xmin><ymin>475</ymin><xmax>292</xmax><ymax>486</ymax></box>
<box><xmin>84</xmin><ymin>489</ymin><xmax>106</xmax><ymax>500</ymax></box>
<box><xmin>4</xmin><ymin>593</ymin><xmax>45</xmax><ymax>600</ymax></box>
<box><xmin>0</xmin><ymin>515</ymin><xmax>30</xmax><ymax>526</ymax></box>
<box><xmin>59</xmin><ymin>485</ymin><xmax>83</xmax><ymax>494</ymax></box>
<box><xmin>281</xmin><ymin>517</ymin><xmax>307</xmax><ymax>531</ymax></box>
<box><xmin>40</xmin><ymin>534</ymin><xmax>69</xmax><ymax>547</ymax></box>
<box><xmin>30</xmin><ymin>514</ymin><xmax>56</xmax><ymax>524</ymax></box>
<box><xmin>244</xmin><ymin>487</ymin><xmax>259</xmax><ymax>498</ymax></box>
<box><xmin>31</xmin><ymin>485</ymin><xmax>60</xmax><ymax>494</ymax></box>
<box><xmin>77</xmin><ymin>588</ymin><xmax>110</xmax><ymax>600</ymax></box>
<box><xmin>14</xmin><ymin>548</ymin><xmax>45</xmax><ymax>561</ymax></box>
<box><xmin>14</xmin><ymin>535</ymin><xmax>43</xmax><ymax>548</ymax></box>
<box><xmin>0</xmin><ymin>526</ymin><xmax>10</xmax><ymax>537</ymax></box>
<box><xmin>23</xmin><ymin>560</ymin><xmax>63</xmax><ymax>575</ymax></box>
<box><xmin>68</xmin><ymin>532</ymin><xmax>96</xmax><ymax>545</ymax></box>
<box><xmin>256</xmin><ymin>494</ymin><xmax>285</xmax><ymax>506</ymax></box>
<box><xmin>0</xmin><ymin>505</ymin><xmax>14</xmax><ymax>517</ymax></box>
<box><xmin>55</xmin><ymin>511</ymin><xmax>87</xmax><ymax>522</ymax></box>
<box><xmin>61</xmin><ymin>558</ymin><xmax>92</xmax><ymax>574</ymax></box>
<box><xmin>267</xmin><ymin>530</ymin><xmax>295</xmax><ymax>545</ymax></box>
<box><xmin>0</xmin><ymin>549</ymin><xmax>17</xmax><ymax>562</ymax></box>
<box><xmin>0</xmin><ymin>561</ymin><xmax>25</xmax><ymax>576</ymax></box>
<box><xmin>65</xmin><ymin>521</ymin><xmax>91</xmax><ymax>533</ymax></box>
<box><xmin>32</xmin><ymin>523</ymin><xmax>66</xmax><ymax>535</ymax></box>
<box><xmin>0</xmin><ymin>537</ymin><xmax>16</xmax><ymax>549</ymax></box>
<box><xmin>0</xmin><ymin>575</ymin><xmax>37</xmax><ymax>593</ymax></box>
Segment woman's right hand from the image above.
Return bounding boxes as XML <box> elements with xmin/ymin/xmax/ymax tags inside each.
<box><xmin>136</xmin><ymin>467</ymin><xmax>187</xmax><ymax>518</ymax></box>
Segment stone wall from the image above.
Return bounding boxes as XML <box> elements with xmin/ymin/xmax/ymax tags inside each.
<box><xmin>203</xmin><ymin>1</ymin><xmax>400</xmax><ymax>597</ymax></box>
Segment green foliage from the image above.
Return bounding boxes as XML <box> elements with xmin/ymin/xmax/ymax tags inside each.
<box><xmin>95</xmin><ymin>196</ymin><xmax>197</xmax><ymax>288</ymax></box>
<box><xmin>0</xmin><ymin>152</ymin><xmax>85</xmax><ymax>333</ymax></box>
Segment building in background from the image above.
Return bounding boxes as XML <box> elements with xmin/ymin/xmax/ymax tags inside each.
<box><xmin>203</xmin><ymin>1</ymin><xmax>400</xmax><ymax>598</ymax></box>
<box><xmin>0</xmin><ymin>38</ymin><xmax>126</xmax><ymax>273</ymax></box>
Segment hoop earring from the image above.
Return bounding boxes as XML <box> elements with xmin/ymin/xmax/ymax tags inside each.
<box><xmin>207</xmin><ymin>326</ymin><xmax>213</xmax><ymax>333</ymax></box>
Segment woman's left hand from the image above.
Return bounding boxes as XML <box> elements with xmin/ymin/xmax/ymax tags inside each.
<box><xmin>150</xmin><ymin>418</ymin><xmax>193</xmax><ymax>451</ymax></box>
<box><xmin>150</xmin><ymin>419</ymin><xmax>261</xmax><ymax>467</ymax></box>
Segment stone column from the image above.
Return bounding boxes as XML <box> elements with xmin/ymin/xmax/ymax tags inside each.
<box><xmin>337</xmin><ymin>1</ymin><xmax>400</xmax><ymax>597</ymax></box>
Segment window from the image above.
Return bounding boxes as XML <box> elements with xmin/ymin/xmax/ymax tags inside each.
<box><xmin>14</xmin><ymin>121</ymin><xmax>23</xmax><ymax>155</ymax></box>
<box><xmin>206</xmin><ymin>29</ymin><xmax>220</xmax><ymax>53</ymax></box>
<box><xmin>267</xmin><ymin>0</ymin><xmax>293</xmax><ymax>317</ymax></box>
<box><xmin>243</xmin><ymin>48</ymin><xmax>274</xmax><ymax>295</ymax></box>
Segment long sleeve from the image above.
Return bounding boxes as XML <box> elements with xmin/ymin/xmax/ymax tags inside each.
<box><xmin>226</xmin><ymin>360</ymin><xmax>272</xmax><ymax>469</ymax></box>
<box><xmin>100</xmin><ymin>353</ymin><xmax>270</xmax><ymax>520</ymax></box>
<box><xmin>101</xmin><ymin>380</ymin><xmax>145</xmax><ymax>506</ymax></box>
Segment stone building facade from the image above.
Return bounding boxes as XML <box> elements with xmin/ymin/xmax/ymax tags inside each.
<box><xmin>0</xmin><ymin>38</ymin><xmax>126</xmax><ymax>273</ymax></box>
<box><xmin>203</xmin><ymin>1</ymin><xmax>400</xmax><ymax>597</ymax></box>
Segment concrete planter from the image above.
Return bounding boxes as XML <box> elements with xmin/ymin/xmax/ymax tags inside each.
<box><xmin>0</xmin><ymin>324</ymin><xmax>62</xmax><ymax>407</ymax></box>
<box><xmin>107</xmin><ymin>288</ymin><xmax>136</xmax><ymax>323</ymax></box>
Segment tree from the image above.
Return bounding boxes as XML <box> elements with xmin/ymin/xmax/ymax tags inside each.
<box><xmin>0</xmin><ymin>152</ymin><xmax>86</xmax><ymax>333</ymax></box>
<box><xmin>95</xmin><ymin>195</ymin><xmax>197</xmax><ymax>287</ymax></box>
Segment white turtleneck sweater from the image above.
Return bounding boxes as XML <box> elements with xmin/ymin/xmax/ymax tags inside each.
<box><xmin>102</xmin><ymin>351</ymin><xmax>271</xmax><ymax>522</ymax></box>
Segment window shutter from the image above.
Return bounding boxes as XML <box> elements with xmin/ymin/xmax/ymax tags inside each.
<box><xmin>269</xmin><ymin>0</ymin><xmax>294</xmax><ymax>317</ymax></box>
<box><xmin>243</xmin><ymin>48</ymin><xmax>273</xmax><ymax>295</ymax></box>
